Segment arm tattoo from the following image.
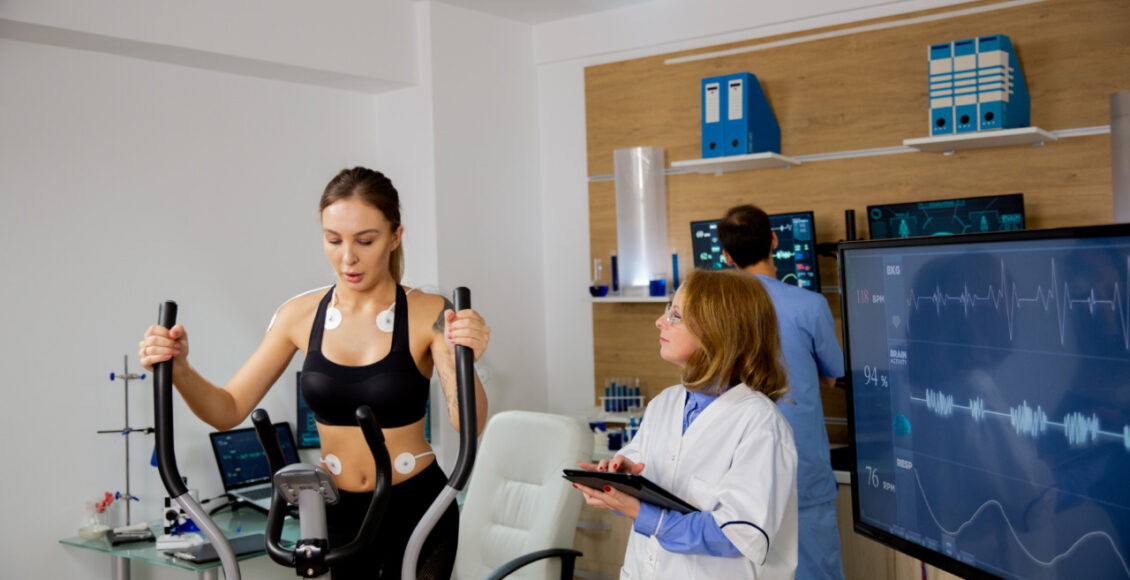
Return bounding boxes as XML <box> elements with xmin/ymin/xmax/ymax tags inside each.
<box><xmin>432</xmin><ymin>297</ymin><xmax>455</xmax><ymax>334</ymax></box>
<box><xmin>437</xmin><ymin>363</ymin><xmax>458</xmax><ymax>413</ymax></box>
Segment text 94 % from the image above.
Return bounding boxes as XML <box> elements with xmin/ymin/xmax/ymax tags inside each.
<box><xmin>863</xmin><ymin>365</ymin><xmax>888</xmax><ymax>389</ymax></box>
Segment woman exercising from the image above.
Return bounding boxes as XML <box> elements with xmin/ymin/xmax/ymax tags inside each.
<box><xmin>139</xmin><ymin>167</ymin><xmax>490</xmax><ymax>579</ymax></box>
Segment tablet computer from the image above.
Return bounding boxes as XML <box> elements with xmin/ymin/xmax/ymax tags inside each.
<box><xmin>562</xmin><ymin>469</ymin><xmax>698</xmax><ymax>514</ymax></box>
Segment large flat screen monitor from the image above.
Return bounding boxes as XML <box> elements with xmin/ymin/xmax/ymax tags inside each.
<box><xmin>838</xmin><ymin>224</ymin><xmax>1130</xmax><ymax>580</ymax></box>
<box><xmin>690</xmin><ymin>211</ymin><xmax>821</xmax><ymax>291</ymax></box>
<box><xmin>867</xmin><ymin>193</ymin><xmax>1025</xmax><ymax>239</ymax></box>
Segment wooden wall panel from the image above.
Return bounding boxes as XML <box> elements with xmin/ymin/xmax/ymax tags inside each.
<box><xmin>586</xmin><ymin>0</ymin><xmax>1130</xmax><ymax>175</ymax></box>
<box><xmin>591</xmin><ymin>302</ymin><xmax>681</xmax><ymax>403</ymax></box>
<box><xmin>587</xmin><ymin>0</ymin><xmax>1128</xmax><ymax>413</ymax></box>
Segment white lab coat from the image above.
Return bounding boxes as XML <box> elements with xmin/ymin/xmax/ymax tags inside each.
<box><xmin>617</xmin><ymin>383</ymin><xmax>798</xmax><ymax>580</ymax></box>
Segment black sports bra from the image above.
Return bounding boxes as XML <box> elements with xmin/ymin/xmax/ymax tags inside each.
<box><xmin>300</xmin><ymin>285</ymin><xmax>431</xmax><ymax>428</ymax></box>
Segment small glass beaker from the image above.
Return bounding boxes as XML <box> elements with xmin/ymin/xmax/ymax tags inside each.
<box><xmin>589</xmin><ymin>258</ymin><xmax>610</xmax><ymax>297</ymax></box>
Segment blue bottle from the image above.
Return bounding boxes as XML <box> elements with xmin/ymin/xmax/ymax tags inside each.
<box><xmin>610</xmin><ymin>253</ymin><xmax>619</xmax><ymax>294</ymax></box>
<box><xmin>672</xmin><ymin>250</ymin><xmax>680</xmax><ymax>291</ymax></box>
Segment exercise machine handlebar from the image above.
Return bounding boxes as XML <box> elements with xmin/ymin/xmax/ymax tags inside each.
<box><xmin>448</xmin><ymin>286</ymin><xmax>477</xmax><ymax>489</ymax></box>
<box><xmin>251</xmin><ymin>409</ymin><xmax>287</xmax><ymax>476</ymax></box>
<box><xmin>401</xmin><ymin>287</ymin><xmax>478</xmax><ymax>579</ymax></box>
<box><xmin>251</xmin><ymin>406</ymin><xmax>391</xmax><ymax>570</ymax></box>
<box><xmin>154</xmin><ymin>301</ymin><xmax>185</xmax><ymax>497</ymax></box>
<box><xmin>153</xmin><ymin>300</ymin><xmax>241</xmax><ymax>579</ymax></box>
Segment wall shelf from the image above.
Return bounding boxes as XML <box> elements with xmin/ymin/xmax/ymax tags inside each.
<box><xmin>669</xmin><ymin>151</ymin><xmax>801</xmax><ymax>175</ymax></box>
<box><xmin>587</xmin><ymin>126</ymin><xmax>1107</xmax><ymax>181</ymax></box>
<box><xmin>902</xmin><ymin>126</ymin><xmax>1056</xmax><ymax>154</ymax></box>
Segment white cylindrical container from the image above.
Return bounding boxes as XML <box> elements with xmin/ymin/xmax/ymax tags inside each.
<box><xmin>1113</xmin><ymin>91</ymin><xmax>1130</xmax><ymax>222</ymax></box>
<box><xmin>614</xmin><ymin>147</ymin><xmax>669</xmax><ymax>297</ymax></box>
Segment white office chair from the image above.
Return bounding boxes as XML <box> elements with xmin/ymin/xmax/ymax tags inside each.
<box><xmin>453</xmin><ymin>410</ymin><xmax>591</xmax><ymax>580</ymax></box>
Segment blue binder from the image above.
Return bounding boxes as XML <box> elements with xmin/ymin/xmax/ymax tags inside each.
<box><xmin>1008</xmin><ymin>48</ymin><xmax>1030</xmax><ymax>128</ymax></box>
<box><xmin>952</xmin><ymin>38</ymin><xmax>979</xmax><ymax>133</ymax></box>
<box><xmin>701</xmin><ymin>76</ymin><xmax>727</xmax><ymax>158</ymax></box>
<box><xmin>976</xmin><ymin>34</ymin><xmax>1030</xmax><ymax>131</ymax></box>
<box><xmin>722</xmin><ymin>72</ymin><xmax>780</xmax><ymax>155</ymax></box>
<box><xmin>929</xmin><ymin>42</ymin><xmax>955</xmax><ymax>135</ymax></box>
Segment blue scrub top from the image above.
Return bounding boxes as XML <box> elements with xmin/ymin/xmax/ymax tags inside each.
<box><xmin>756</xmin><ymin>274</ymin><xmax>845</xmax><ymax>508</ymax></box>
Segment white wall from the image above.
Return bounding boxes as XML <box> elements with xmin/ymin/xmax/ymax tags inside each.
<box><xmin>536</xmin><ymin>61</ymin><xmax>598</xmax><ymax>417</ymax></box>
<box><xmin>534</xmin><ymin>0</ymin><xmax>982</xmax><ymax>65</ymax></box>
<box><xmin>0</xmin><ymin>37</ymin><xmax>385</xmax><ymax>579</ymax></box>
<box><xmin>0</xmin><ymin>2</ymin><xmax>547</xmax><ymax>576</ymax></box>
<box><xmin>0</xmin><ymin>0</ymin><xmax>418</xmax><ymax>92</ymax></box>
<box><xmin>428</xmin><ymin>2</ymin><xmax>546</xmax><ymax>417</ymax></box>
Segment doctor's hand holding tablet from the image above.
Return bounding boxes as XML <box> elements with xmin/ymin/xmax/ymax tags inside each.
<box><xmin>570</xmin><ymin>269</ymin><xmax>800</xmax><ymax>580</ymax></box>
<box><xmin>571</xmin><ymin>456</ymin><xmax>647</xmax><ymax>518</ymax></box>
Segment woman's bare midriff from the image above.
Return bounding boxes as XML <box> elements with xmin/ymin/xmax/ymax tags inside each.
<box><xmin>316</xmin><ymin>416</ymin><xmax>433</xmax><ymax>491</ymax></box>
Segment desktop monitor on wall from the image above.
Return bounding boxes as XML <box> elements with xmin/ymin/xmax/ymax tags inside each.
<box><xmin>867</xmin><ymin>193</ymin><xmax>1025</xmax><ymax>239</ymax></box>
<box><xmin>837</xmin><ymin>224</ymin><xmax>1130</xmax><ymax>580</ymax></box>
<box><xmin>690</xmin><ymin>211</ymin><xmax>821</xmax><ymax>291</ymax></box>
<box><xmin>690</xmin><ymin>219</ymin><xmax>732</xmax><ymax>272</ymax></box>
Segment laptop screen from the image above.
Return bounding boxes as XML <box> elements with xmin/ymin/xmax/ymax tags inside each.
<box><xmin>209</xmin><ymin>423</ymin><xmax>299</xmax><ymax>491</ymax></box>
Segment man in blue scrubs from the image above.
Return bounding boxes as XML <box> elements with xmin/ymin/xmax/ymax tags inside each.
<box><xmin>718</xmin><ymin>204</ymin><xmax>846</xmax><ymax>580</ymax></box>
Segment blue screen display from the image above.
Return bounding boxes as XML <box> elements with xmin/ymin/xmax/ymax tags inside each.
<box><xmin>867</xmin><ymin>193</ymin><xmax>1025</xmax><ymax>239</ymax></box>
<box><xmin>690</xmin><ymin>219</ymin><xmax>730</xmax><ymax>271</ymax></box>
<box><xmin>840</xmin><ymin>226</ymin><xmax>1130</xmax><ymax>580</ymax></box>
<box><xmin>690</xmin><ymin>211</ymin><xmax>821</xmax><ymax>291</ymax></box>
<box><xmin>211</xmin><ymin>423</ymin><xmax>299</xmax><ymax>489</ymax></box>
<box><xmin>296</xmin><ymin>372</ymin><xmax>320</xmax><ymax>449</ymax></box>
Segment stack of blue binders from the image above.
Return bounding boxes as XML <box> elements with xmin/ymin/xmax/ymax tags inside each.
<box><xmin>701</xmin><ymin>72</ymin><xmax>781</xmax><ymax>158</ymax></box>
<box><xmin>928</xmin><ymin>34</ymin><xmax>1030</xmax><ymax>136</ymax></box>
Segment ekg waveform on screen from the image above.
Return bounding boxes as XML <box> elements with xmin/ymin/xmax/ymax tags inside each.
<box><xmin>906</xmin><ymin>257</ymin><xmax>1130</xmax><ymax>350</ymax></box>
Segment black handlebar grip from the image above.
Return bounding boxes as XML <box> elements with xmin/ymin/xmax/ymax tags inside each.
<box><xmin>355</xmin><ymin>405</ymin><xmax>387</xmax><ymax>449</ymax></box>
<box><xmin>251</xmin><ymin>409</ymin><xmax>287</xmax><ymax>476</ymax></box>
<box><xmin>448</xmin><ymin>287</ymin><xmax>477</xmax><ymax>490</ymax></box>
<box><xmin>153</xmin><ymin>301</ymin><xmax>188</xmax><ymax>497</ymax></box>
<box><xmin>453</xmin><ymin>287</ymin><xmax>470</xmax><ymax>313</ymax></box>
<box><xmin>327</xmin><ymin>406</ymin><xmax>391</xmax><ymax>564</ymax></box>
<box><xmin>251</xmin><ymin>408</ymin><xmax>292</xmax><ymax>566</ymax></box>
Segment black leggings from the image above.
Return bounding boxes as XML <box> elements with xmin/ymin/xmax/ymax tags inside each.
<box><xmin>326</xmin><ymin>462</ymin><xmax>459</xmax><ymax>580</ymax></box>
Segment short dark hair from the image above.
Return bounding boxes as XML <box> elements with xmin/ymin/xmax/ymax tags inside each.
<box><xmin>717</xmin><ymin>204</ymin><xmax>772</xmax><ymax>268</ymax></box>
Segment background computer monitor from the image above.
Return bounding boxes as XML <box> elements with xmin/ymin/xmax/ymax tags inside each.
<box><xmin>838</xmin><ymin>224</ymin><xmax>1130</xmax><ymax>580</ymax></box>
<box><xmin>209</xmin><ymin>422</ymin><xmax>300</xmax><ymax>489</ymax></box>
<box><xmin>690</xmin><ymin>211</ymin><xmax>821</xmax><ymax>291</ymax></box>
<box><xmin>768</xmin><ymin>211</ymin><xmax>820</xmax><ymax>291</ymax></box>
<box><xmin>690</xmin><ymin>219</ymin><xmax>731</xmax><ymax>272</ymax></box>
<box><xmin>867</xmin><ymin>193</ymin><xmax>1025</xmax><ymax>239</ymax></box>
<box><xmin>295</xmin><ymin>371</ymin><xmax>320</xmax><ymax>449</ymax></box>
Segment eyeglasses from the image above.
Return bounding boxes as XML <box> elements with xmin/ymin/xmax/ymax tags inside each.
<box><xmin>664</xmin><ymin>302</ymin><xmax>683</xmax><ymax>326</ymax></box>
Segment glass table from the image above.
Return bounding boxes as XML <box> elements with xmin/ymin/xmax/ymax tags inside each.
<box><xmin>60</xmin><ymin>507</ymin><xmax>299</xmax><ymax>580</ymax></box>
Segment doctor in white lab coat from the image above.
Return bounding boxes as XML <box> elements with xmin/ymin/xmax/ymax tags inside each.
<box><xmin>575</xmin><ymin>269</ymin><xmax>799</xmax><ymax>580</ymax></box>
